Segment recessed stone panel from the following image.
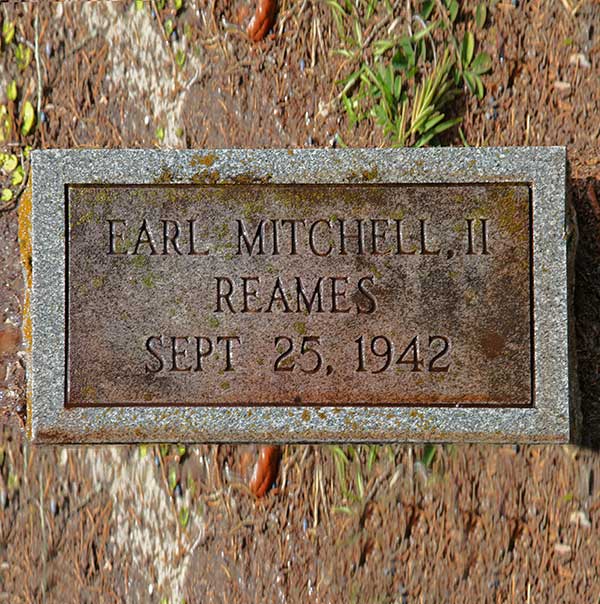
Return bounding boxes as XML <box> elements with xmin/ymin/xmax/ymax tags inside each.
<box><xmin>67</xmin><ymin>183</ymin><xmax>532</xmax><ymax>409</ymax></box>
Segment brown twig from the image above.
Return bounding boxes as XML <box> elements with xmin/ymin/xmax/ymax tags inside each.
<box><xmin>150</xmin><ymin>0</ymin><xmax>179</xmax><ymax>87</ymax></box>
<box><xmin>587</xmin><ymin>182</ymin><xmax>600</xmax><ymax>221</ymax></box>
<box><xmin>361</xmin><ymin>0</ymin><xmax>402</xmax><ymax>51</ymax></box>
<box><xmin>34</xmin><ymin>9</ymin><xmax>42</xmax><ymax>123</ymax></box>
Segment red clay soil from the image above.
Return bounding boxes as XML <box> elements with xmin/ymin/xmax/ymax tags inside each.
<box><xmin>0</xmin><ymin>1</ymin><xmax>599</xmax><ymax>603</ymax></box>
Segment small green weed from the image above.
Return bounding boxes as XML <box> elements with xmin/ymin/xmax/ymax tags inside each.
<box><xmin>178</xmin><ymin>506</ymin><xmax>190</xmax><ymax>528</ymax></box>
<box><xmin>331</xmin><ymin>445</ymin><xmax>381</xmax><ymax>514</ymax></box>
<box><xmin>21</xmin><ymin>100</ymin><xmax>35</xmax><ymax>136</ymax></box>
<box><xmin>6</xmin><ymin>80</ymin><xmax>17</xmax><ymax>102</ymax></box>
<box><xmin>0</xmin><ymin>16</ymin><xmax>38</xmax><ymax>211</ymax></box>
<box><xmin>328</xmin><ymin>0</ymin><xmax>493</xmax><ymax>146</ymax></box>
<box><xmin>2</xmin><ymin>21</ymin><xmax>15</xmax><ymax>46</ymax></box>
<box><xmin>421</xmin><ymin>443</ymin><xmax>436</xmax><ymax>467</ymax></box>
<box><xmin>168</xmin><ymin>465</ymin><xmax>178</xmax><ymax>491</ymax></box>
<box><xmin>175</xmin><ymin>48</ymin><xmax>186</xmax><ymax>68</ymax></box>
<box><xmin>14</xmin><ymin>43</ymin><xmax>32</xmax><ymax>71</ymax></box>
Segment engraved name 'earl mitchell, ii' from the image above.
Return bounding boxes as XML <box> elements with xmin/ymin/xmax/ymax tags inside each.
<box><xmin>105</xmin><ymin>216</ymin><xmax>489</xmax><ymax>315</ymax></box>
<box><xmin>106</xmin><ymin>216</ymin><xmax>465</xmax><ymax>257</ymax></box>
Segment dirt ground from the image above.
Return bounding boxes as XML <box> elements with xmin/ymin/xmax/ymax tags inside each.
<box><xmin>0</xmin><ymin>1</ymin><xmax>599</xmax><ymax>602</ymax></box>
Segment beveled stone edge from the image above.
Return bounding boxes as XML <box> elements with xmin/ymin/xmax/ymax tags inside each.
<box><xmin>26</xmin><ymin>147</ymin><xmax>573</xmax><ymax>444</ymax></box>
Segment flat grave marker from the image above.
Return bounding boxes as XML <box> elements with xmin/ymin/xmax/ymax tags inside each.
<box><xmin>22</xmin><ymin>148</ymin><xmax>575</xmax><ymax>443</ymax></box>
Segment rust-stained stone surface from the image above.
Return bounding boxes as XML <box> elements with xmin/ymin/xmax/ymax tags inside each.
<box><xmin>67</xmin><ymin>183</ymin><xmax>532</xmax><ymax>408</ymax></box>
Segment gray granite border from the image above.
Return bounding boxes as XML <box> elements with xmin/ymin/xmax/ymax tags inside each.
<box><xmin>27</xmin><ymin>147</ymin><xmax>572</xmax><ymax>444</ymax></box>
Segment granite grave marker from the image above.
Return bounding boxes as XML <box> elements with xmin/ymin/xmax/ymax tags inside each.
<box><xmin>21</xmin><ymin>148</ymin><xmax>575</xmax><ymax>443</ymax></box>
